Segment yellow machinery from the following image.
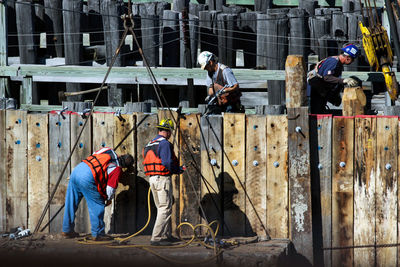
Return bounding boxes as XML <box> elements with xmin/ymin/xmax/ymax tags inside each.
<box><xmin>358</xmin><ymin>0</ymin><xmax>398</xmax><ymax>100</ymax></box>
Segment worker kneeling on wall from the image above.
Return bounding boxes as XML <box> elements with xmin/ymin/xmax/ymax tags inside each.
<box><xmin>307</xmin><ymin>44</ymin><xmax>361</xmax><ymax>114</ymax></box>
<box><xmin>143</xmin><ymin>119</ymin><xmax>185</xmax><ymax>246</ymax></box>
<box><xmin>62</xmin><ymin>147</ymin><xmax>134</xmax><ymax>241</ymax></box>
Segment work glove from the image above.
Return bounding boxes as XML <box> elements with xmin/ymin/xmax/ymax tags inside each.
<box><xmin>343</xmin><ymin>77</ymin><xmax>358</xmax><ymax>87</ymax></box>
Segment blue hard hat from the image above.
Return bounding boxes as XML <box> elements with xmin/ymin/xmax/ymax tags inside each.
<box><xmin>341</xmin><ymin>44</ymin><xmax>360</xmax><ymax>58</ymax></box>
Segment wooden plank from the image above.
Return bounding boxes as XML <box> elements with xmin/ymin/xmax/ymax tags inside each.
<box><xmin>27</xmin><ymin>114</ymin><xmax>49</xmax><ymax>232</ymax></box>
<box><xmin>113</xmin><ymin>114</ymin><xmax>136</xmax><ymax>233</ymax></box>
<box><xmin>200</xmin><ymin>115</ymin><xmax>223</xmax><ymax>235</ymax></box>
<box><xmin>310</xmin><ymin>114</ymin><xmax>332</xmax><ymax>267</ymax></box>
<box><xmin>0</xmin><ymin>110</ymin><xmax>5</xmax><ymax>231</ymax></box>
<box><xmin>375</xmin><ymin>116</ymin><xmax>397</xmax><ymax>267</ymax></box>
<box><xmin>287</xmin><ymin>107</ymin><xmax>313</xmax><ymax>264</ymax></box>
<box><xmin>179</xmin><ymin>113</ymin><xmax>202</xmax><ymax>236</ymax></box>
<box><xmin>354</xmin><ymin>115</ymin><xmax>376</xmax><ymax>267</ymax></box>
<box><xmin>49</xmin><ymin>111</ymin><xmax>70</xmax><ymax>233</ymax></box>
<box><xmin>135</xmin><ymin>113</ymin><xmax>158</xmax><ymax>234</ymax></box>
<box><xmin>245</xmin><ymin>115</ymin><xmax>267</xmax><ymax>237</ymax></box>
<box><xmin>157</xmin><ymin>109</ymin><xmax>180</xmax><ymax>234</ymax></box>
<box><xmin>92</xmin><ymin>112</ymin><xmax>114</xmax><ymax>233</ymax></box>
<box><xmin>223</xmin><ymin>113</ymin><xmax>246</xmax><ymax>236</ymax></box>
<box><xmin>70</xmin><ymin>113</ymin><xmax>92</xmax><ymax>233</ymax></box>
<box><xmin>5</xmin><ymin>110</ymin><xmax>28</xmax><ymax>229</ymax></box>
<box><xmin>266</xmin><ymin>115</ymin><xmax>288</xmax><ymax>238</ymax></box>
<box><xmin>332</xmin><ymin>116</ymin><xmax>354</xmax><ymax>267</ymax></box>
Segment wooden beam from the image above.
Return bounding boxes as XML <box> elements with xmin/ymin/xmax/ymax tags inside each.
<box><xmin>0</xmin><ymin>110</ymin><xmax>5</xmax><ymax>231</ymax></box>
<box><xmin>285</xmin><ymin>55</ymin><xmax>307</xmax><ymax>108</ymax></box>
<box><xmin>288</xmin><ymin>107</ymin><xmax>313</xmax><ymax>264</ymax></box>
<box><xmin>21</xmin><ymin>76</ymin><xmax>33</xmax><ymax>105</ymax></box>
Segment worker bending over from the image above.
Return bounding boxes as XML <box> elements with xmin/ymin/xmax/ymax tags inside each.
<box><xmin>143</xmin><ymin>119</ymin><xmax>185</xmax><ymax>246</ymax></box>
<box><xmin>62</xmin><ymin>147</ymin><xmax>134</xmax><ymax>241</ymax></box>
<box><xmin>307</xmin><ymin>44</ymin><xmax>361</xmax><ymax>114</ymax></box>
<box><xmin>198</xmin><ymin>51</ymin><xmax>244</xmax><ymax>114</ymax></box>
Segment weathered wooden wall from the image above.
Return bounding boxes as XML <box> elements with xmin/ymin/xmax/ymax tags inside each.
<box><xmin>2</xmin><ymin>110</ymin><xmax>400</xmax><ymax>266</ymax></box>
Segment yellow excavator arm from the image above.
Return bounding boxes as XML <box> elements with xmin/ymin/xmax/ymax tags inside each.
<box><xmin>359</xmin><ymin>21</ymin><xmax>398</xmax><ymax>100</ymax></box>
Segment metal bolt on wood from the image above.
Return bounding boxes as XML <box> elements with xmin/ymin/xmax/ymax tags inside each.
<box><xmin>253</xmin><ymin>160</ymin><xmax>259</xmax><ymax>166</ymax></box>
<box><xmin>339</xmin><ymin>162</ymin><xmax>346</xmax><ymax>168</ymax></box>
<box><xmin>210</xmin><ymin>159</ymin><xmax>217</xmax><ymax>166</ymax></box>
<box><xmin>386</xmin><ymin>163</ymin><xmax>392</xmax><ymax>170</ymax></box>
<box><xmin>273</xmin><ymin>161</ymin><xmax>280</xmax><ymax>168</ymax></box>
<box><xmin>232</xmin><ymin>160</ymin><xmax>239</xmax><ymax>166</ymax></box>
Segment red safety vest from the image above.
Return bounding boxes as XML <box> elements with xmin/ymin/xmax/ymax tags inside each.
<box><xmin>83</xmin><ymin>148</ymin><xmax>116</xmax><ymax>200</ymax></box>
<box><xmin>142</xmin><ymin>137</ymin><xmax>172</xmax><ymax>176</ymax></box>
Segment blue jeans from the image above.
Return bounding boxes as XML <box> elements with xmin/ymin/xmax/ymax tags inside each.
<box><xmin>62</xmin><ymin>162</ymin><xmax>106</xmax><ymax>237</ymax></box>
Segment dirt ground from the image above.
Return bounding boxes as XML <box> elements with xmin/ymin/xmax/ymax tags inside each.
<box><xmin>0</xmin><ymin>233</ymin><xmax>302</xmax><ymax>267</ymax></box>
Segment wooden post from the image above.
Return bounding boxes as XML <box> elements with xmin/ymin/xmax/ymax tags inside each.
<box><xmin>239</xmin><ymin>12</ymin><xmax>257</xmax><ymax>68</ymax></box>
<box><xmin>332</xmin><ymin>117</ymin><xmax>354</xmax><ymax>267</ymax></box>
<box><xmin>162</xmin><ymin>10</ymin><xmax>180</xmax><ymax>67</ymax></box>
<box><xmin>44</xmin><ymin>0</ymin><xmax>63</xmax><ymax>58</ymax></box>
<box><xmin>100</xmin><ymin>0</ymin><xmax>124</xmax><ymax>107</ymax></box>
<box><xmin>140</xmin><ymin>3</ymin><xmax>160</xmax><ymax>67</ymax></box>
<box><xmin>199</xmin><ymin>11</ymin><xmax>218</xmax><ymax>55</ymax></box>
<box><xmin>0</xmin><ymin>0</ymin><xmax>8</xmax><ymax>98</ymax></box>
<box><xmin>124</xmin><ymin>102</ymin><xmax>151</xmax><ymax>113</ymax></box>
<box><xmin>0</xmin><ymin>110</ymin><xmax>5</xmax><ymax>231</ymax></box>
<box><xmin>288</xmin><ymin>9</ymin><xmax>309</xmax><ymax>59</ymax></box>
<box><xmin>254</xmin><ymin>0</ymin><xmax>272</xmax><ymax>12</ymax></box>
<box><xmin>15</xmin><ymin>0</ymin><xmax>36</xmax><ymax>64</ymax></box>
<box><xmin>309</xmin><ymin>16</ymin><xmax>331</xmax><ymax>57</ymax></box>
<box><xmin>27</xmin><ymin>114</ymin><xmax>49</xmax><ymax>232</ymax></box>
<box><xmin>63</xmin><ymin>0</ymin><xmax>83</xmax><ymax>101</ymax></box>
<box><xmin>342</xmin><ymin>87</ymin><xmax>366</xmax><ymax>116</ymax></box>
<box><xmin>285</xmin><ymin>55</ymin><xmax>307</xmax><ymax>108</ymax></box>
<box><xmin>21</xmin><ymin>76</ymin><xmax>33</xmax><ymax>106</ymax></box>
<box><xmin>288</xmin><ymin>107</ymin><xmax>313</xmax><ymax>264</ymax></box>
<box><xmin>354</xmin><ymin>116</ymin><xmax>376</xmax><ymax>266</ymax></box>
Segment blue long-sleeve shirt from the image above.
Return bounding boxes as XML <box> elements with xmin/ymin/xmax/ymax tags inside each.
<box><xmin>154</xmin><ymin>135</ymin><xmax>180</xmax><ymax>174</ymax></box>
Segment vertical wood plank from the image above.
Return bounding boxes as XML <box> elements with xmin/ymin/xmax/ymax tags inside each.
<box><xmin>27</xmin><ymin>114</ymin><xmax>49</xmax><ymax>232</ymax></box>
<box><xmin>157</xmin><ymin>109</ymin><xmax>180</xmax><ymax>234</ymax></box>
<box><xmin>245</xmin><ymin>115</ymin><xmax>267</xmax><ymax>237</ymax></box>
<box><xmin>70</xmin><ymin>113</ymin><xmax>92</xmax><ymax>233</ymax></box>
<box><xmin>113</xmin><ymin>114</ymin><xmax>136</xmax><ymax>233</ymax></box>
<box><xmin>332</xmin><ymin>116</ymin><xmax>354</xmax><ymax>267</ymax></box>
<box><xmin>6</xmin><ymin>110</ymin><xmax>28</xmax><ymax>229</ymax></box>
<box><xmin>179</xmin><ymin>113</ymin><xmax>201</xmax><ymax>236</ymax></box>
<box><xmin>375</xmin><ymin>116</ymin><xmax>397</xmax><ymax>267</ymax></box>
<box><xmin>0</xmin><ymin>110</ymin><xmax>5</xmax><ymax>231</ymax></box>
<box><xmin>49</xmin><ymin>111</ymin><xmax>70</xmax><ymax>233</ymax></box>
<box><xmin>354</xmin><ymin>115</ymin><xmax>376</xmax><ymax>267</ymax></box>
<box><xmin>288</xmin><ymin>107</ymin><xmax>313</xmax><ymax>264</ymax></box>
<box><xmin>135</xmin><ymin>113</ymin><xmax>158</xmax><ymax>234</ymax></box>
<box><xmin>200</xmin><ymin>115</ymin><xmax>223</xmax><ymax>235</ymax></box>
<box><xmin>92</xmin><ymin>112</ymin><xmax>114</xmax><ymax>233</ymax></box>
<box><xmin>266</xmin><ymin>115</ymin><xmax>288</xmax><ymax>238</ymax></box>
<box><xmin>310</xmin><ymin>114</ymin><xmax>332</xmax><ymax>267</ymax></box>
<box><xmin>223</xmin><ymin>113</ymin><xmax>246</xmax><ymax>236</ymax></box>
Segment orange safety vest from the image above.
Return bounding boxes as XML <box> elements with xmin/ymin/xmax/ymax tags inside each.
<box><xmin>83</xmin><ymin>148</ymin><xmax>118</xmax><ymax>200</ymax></box>
<box><xmin>142</xmin><ymin>137</ymin><xmax>172</xmax><ymax>176</ymax></box>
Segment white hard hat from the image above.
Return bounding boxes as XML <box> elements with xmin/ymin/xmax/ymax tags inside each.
<box><xmin>197</xmin><ymin>51</ymin><xmax>214</xmax><ymax>70</ymax></box>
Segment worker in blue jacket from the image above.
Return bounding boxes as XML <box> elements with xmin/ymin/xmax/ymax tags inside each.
<box><xmin>307</xmin><ymin>44</ymin><xmax>361</xmax><ymax>114</ymax></box>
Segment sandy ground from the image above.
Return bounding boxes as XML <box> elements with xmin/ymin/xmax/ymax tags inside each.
<box><xmin>0</xmin><ymin>233</ymin><xmax>301</xmax><ymax>267</ymax></box>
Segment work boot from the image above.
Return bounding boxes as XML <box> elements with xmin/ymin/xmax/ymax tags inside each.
<box><xmin>92</xmin><ymin>235</ymin><xmax>113</xmax><ymax>241</ymax></box>
<box><xmin>166</xmin><ymin>236</ymin><xmax>181</xmax><ymax>243</ymax></box>
<box><xmin>62</xmin><ymin>231</ymin><xmax>79</xmax><ymax>238</ymax></box>
<box><xmin>150</xmin><ymin>239</ymin><xmax>173</xmax><ymax>246</ymax></box>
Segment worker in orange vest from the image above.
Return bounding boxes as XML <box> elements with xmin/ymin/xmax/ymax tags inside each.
<box><xmin>143</xmin><ymin>119</ymin><xmax>185</xmax><ymax>246</ymax></box>
<box><xmin>62</xmin><ymin>147</ymin><xmax>133</xmax><ymax>241</ymax></box>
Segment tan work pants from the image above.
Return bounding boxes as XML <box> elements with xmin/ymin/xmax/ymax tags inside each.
<box><xmin>149</xmin><ymin>175</ymin><xmax>173</xmax><ymax>242</ymax></box>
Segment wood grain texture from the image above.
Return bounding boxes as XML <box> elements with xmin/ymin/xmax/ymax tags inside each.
<box><xmin>245</xmin><ymin>115</ymin><xmax>267</xmax><ymax>237</ymax></box>
<box><xmin>135</xmin><ymin>113</ymin><xmax>157</xmax><ymax>234</ymax></box>
<box><xmin>0</xmin><ymin>110</ymin><xmax>5</xmax><ymax>231</ymax></box>
<box><xmin>157</xmin><ymin>109</ymin><xmax>180</xmax><ymax>234</ymax></box>
<box><xmin>179</xmin><ymin>113</ymin><xmax>201</xmax><ymax>236</ymax></box>
<box><xmin>223</xmin><ymin>113</ymin><xmax>246</xmax><ymax>236</ymax></box>
<box><xmin>92</xmin><ymin>112</ymin><xmax>114</xmax><ymax>233</ymax></box>
<box><xmin>6</xmin><ymin>110</ymin><xmax>28</xmax><ymax>229</ymax></box>
<box><xmin>200</xmin><ymin>115</ymin><xmax>223</xmax><ymax>235</ymax></box>
<box><xmin>285</xmin><ymin>55</ymin><xmax>307</xmax><ymax>108</ymax></box>
<box><xmin>375</xmin><ymin>116</ymin><xmax>397</xmax><ymax>267</ymax></box>
<box><xmin>287</xmin><ymin>107</ymin><xmax>313</xmax><ymax>264</ymax></box>
<box><xmin>332</xmin><ymin>117</ymin><xmax>354</xmax><ymax>267</ymax></box>
<box><xmin>354</xmin><ymin>116</ymin><xmax>376</xmax><ymax>267</ymax></box>
<box><xmin>266</xmin><ymin>115</ymin><xmax>288</xmax><ymax>238</ymax></box>
<box><xmin>113</xmin><ymin>114</ymin><xmax>136</xmax><ymax>233</ymax></box>
<box><xmin>49</xmin><ymin>111</ymin><xmax>70</xmax><ymax>233</ymax></box>
<box><xmin>342</xmin><ymin>87</ymin><xmax>366</xmax><ymax>116</ymax></box>
<box><xmin>310</xmin><ymin>114</ymin><xmax>332</xmax><ymax>267</ymax></box>
<box><xmin>27</xmin><ymin>114</ymin><xmax>49</xmax><ymax>231</ymax></box>
<box><xmin>70</xmin><ymin>113</ymin><xmax>92</xmax><ymax>233</ymax></box>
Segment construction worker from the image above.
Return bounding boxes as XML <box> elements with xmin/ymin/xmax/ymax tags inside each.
<box><xmin>142</xmin><ymin>119</ymin><xmax>185</xmax><ymax>246</ymax></box>
<box><xmin>307</xmin><ymin>44</ymin><xmax>361</xmax><ymax>114</ymax></box>
<box><xmin>198</xmin><ymin>51</ymin><xmax>244</xmax><ymax>114</ymax></box>
<box><xmin>62</xmin><ymin>147</ymin><xmax>134</xmax><ymax>241</ymax></box>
